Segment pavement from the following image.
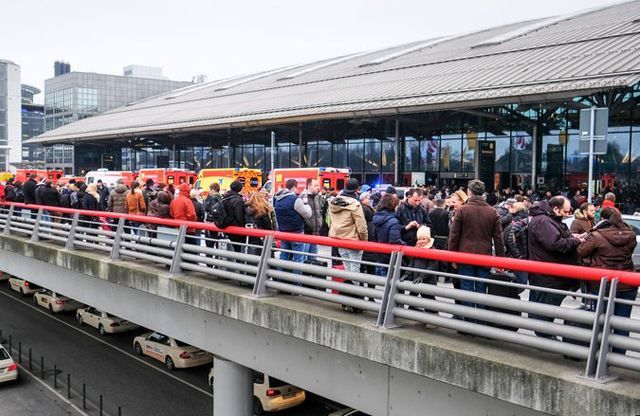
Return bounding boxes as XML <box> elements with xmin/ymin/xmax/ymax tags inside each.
<box><xmin>0</xmin><ymin>282</ymin><xmax>333</xmax><ymax>416</ymax></box>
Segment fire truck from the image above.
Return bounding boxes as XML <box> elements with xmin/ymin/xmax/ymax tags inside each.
<box><xmin>265</xmin><ymin>167</ymin><xmax>350</xmax><ymax>194</ymax></box>
<box><xmin>195</xmin><ymin>168</ymin><xmax>262</xmax><ymax>196</ymax></box>
<box><xmin>138</xmin><ymin>169</ymin><xmax>197</xmax><ymax>187</ymax></box>
<box><xmin>14</xmin><ymin>169</ymin><xmax>64</xmax><ymax>183</ymax></box>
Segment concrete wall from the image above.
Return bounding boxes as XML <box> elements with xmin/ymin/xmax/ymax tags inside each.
<box><xmin>1</xmin><ymin>234</ymin><xmax>639</xmax><ymax>415</ymax></box>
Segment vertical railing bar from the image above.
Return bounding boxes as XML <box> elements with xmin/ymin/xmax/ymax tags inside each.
<box><xmin>30</xmin><ymin>208</ymin><xmax>44</xmax><ymax>242</ymax></box>
<box><xmin>3</xmin><ymin>205</ymin><xmax>14</xmax><ymax>235</ymax></box>
<box><xmin>110</xmin><ymin>217</ymin><xmax>126</xmax><ymax>260</ymax></box>
<box><xmin>382</xmin><ymin>252</ymin><xmax>404</xmax><ymax>329</ymax></box>
<box><xmin>65</xmin><ymin>212</ymin><xmax>80</xmax><ymax>250</ymax></box>
<box><xmin>595</xmin><ymin>278</ymin><xmax>619</xmax><ymax>381</ymax></box>
<box><xmin>169</xmin><ymin>225</ymin><xmax>187</xmax><ymax>276</ymax></box>
<box><xmin>251</xmin><ymin>234</ymin><xmax>274</xmax><ymax>297</ymax></box>
<box><xmin>375</xmin><ymin>251</ymin><xmax>398</xmax><ymax>327</ymax></box>
<box><xmin>584</xmin><ymin>276</ymin><xmax>609</xmax><ymax>377</ymax></box>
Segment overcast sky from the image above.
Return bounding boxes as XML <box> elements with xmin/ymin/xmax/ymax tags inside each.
<box><xmin>3</xmin><ymin>0</ymin><xmax>625</xmax><ymax>102</ymax></box>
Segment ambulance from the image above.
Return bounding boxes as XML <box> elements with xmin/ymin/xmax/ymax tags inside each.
<box><xmin>84</xmin><ymin>169</ymin><xmax>137</xmax><ymax>188</ymax></box>
<box><xmin>138</xmin><ymin>169</ymin><xmax>197</xmax><ymax>187</ymax></box>
<box><xmin>265</xmin><ymin>167</ymin><xmax>350</xmax><ymax>194</ymax></box>
<box><xmin>195</xmin><ymin>168</ymin><xmax>262</xmax><ymax>196</ymax></box>
<box><xmin>15</xmin><ymin>169</ymin><xmax>64</xmax><ymax>183</ymax></box>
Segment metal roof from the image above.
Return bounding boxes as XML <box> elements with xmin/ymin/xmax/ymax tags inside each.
<box><xmin>33</xmin><ymin>0</ymin><xmax>640</xmax><ymax>144</ymax></box>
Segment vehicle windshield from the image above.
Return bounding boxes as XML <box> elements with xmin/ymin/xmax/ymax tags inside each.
<box><xmin>0</xmin><ymin>348</ymin><xmax>9</xmax><ymax>360</ymax></box>
<box><xmin>269</xmin><ymin>376</ymin><xmax>289</xmax><ymax>388</ymax></box>
<box><xmin>175</xmin><ymin>340</ymin><xmax>189</xmax><ymax>347</ymax></box>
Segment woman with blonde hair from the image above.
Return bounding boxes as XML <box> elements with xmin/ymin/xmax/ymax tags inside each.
<box><xmin>244</xmin><ymin>192</ymin><xmax>275</xmax><ymax>255</ymax></box>
<box><xmin>80</xmin><ymin>183</ymin><xmax>101</xmax><ymax>228</ymax></box>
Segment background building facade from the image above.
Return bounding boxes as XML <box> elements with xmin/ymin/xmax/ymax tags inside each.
<box><xmin>0</xmin><ymin>59</ymin><xmax>22</xmax><ymax>170</ymax></box>
<box><xmin>21</xmin><ymin>84</ymin><xmax>45</xmax><ymax>165</ymax></box>
<box><xmin>43</xmin><ymin>66</ymin><xmax>191</xmax><ymax>173</ymax></box>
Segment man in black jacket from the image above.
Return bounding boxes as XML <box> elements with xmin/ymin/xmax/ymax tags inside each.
<box><xmin>396</xmin><ymin>188</ymin><xmax>431</xmax><ymax>247</ymax></box>
<box><xmin>221</xmin><ymin>181</ymin><xmax>246</xmax><ymax>252</ymax></box>
<box><xmin>22</xmin><ymin>174</ymin><xmax>38</xmax><ymax>218</ymax></box>
<box><xmin>96</xmin><ymin>180</ymin><xmax>110</xmax><ymax>211</ymax></box>
<box><xmin>528</xmin><ymin>196</ymin><xmax>585</xmax><ymax>337</ymax></box>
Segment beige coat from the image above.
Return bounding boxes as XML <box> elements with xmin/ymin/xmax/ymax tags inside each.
<box><xmin>328</xmin><ymin>195</ymin><xmax>368</xmax><ymax>241</ymax></box>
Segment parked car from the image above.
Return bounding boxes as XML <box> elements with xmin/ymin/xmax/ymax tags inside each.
<box><xmin>0</xmin><ymin>345</ymin><xmax>18</xmax><ymax>384</ymax></box>
<box><xmin>76</xmin><ymin>307</ymin><xmax>139</xmax><ymax>335</ymax></box>
<box><xmin>33</xmin><ymin>290</ymin><xmax>83</xmax><ymax>313</ymax></box>
<box><xmin>563</xmin><ymin>214</ymin><xmax>640</xmax><ymax>269</ymax></box>
<box><xmin>133</xmin><ymin>332</ymin><xmax>213</xmax><ymax>370</ymax></box>
<box><xmin>208</xmin><ymin>368</ymin><xmax>306</xmax><ymax>414</ymax></box>
<box><xmin>0</xmin><ymin>272</ymin><xmax>9</xmax><ymax>282</ymax></box>
<box><xmin>8</xmin><ymin>278</ymin><xmax>42</xmax><ymax>297</ymax></box>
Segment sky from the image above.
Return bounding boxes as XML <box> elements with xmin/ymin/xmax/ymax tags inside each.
<box><xmin>2</xmin><ymin>0</ymin><xmax>626</xmax><ymax>103</ymax></box>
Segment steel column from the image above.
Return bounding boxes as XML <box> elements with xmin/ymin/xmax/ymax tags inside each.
<box><xmin>110</xmin><ymin>217</ymin><xmax>126</xmax><ymax>260</ymax></box>
<box><xmin>594</xmin><ymin>278</ymin><xmax>619</xmax><ymax>382</ymax></box>
<box><xmin>169</xmin><ymin>225</ymin><xmax>188</xmax><ymax>276</ymax></box>
<box><xmin>65</xmin><ymin>212</ymin><xmax>80</xmax><ymax>250</ymax></box>
<box><xmin>251</xmin><ymin>235</ymin><xmax>274</xmax><ymax>297</ymax></box>
<box><xmin>30</xmin><ymin>208</ymin><xmax>44</xmax><ymax>242</ymax></box>
<box><xmin>382</xmin><ymin>252</ymin><xmax>404</xmax><ymax>328</ymax></box>
<box><xmin>212</xmin><ymin>356</ymin><xmax>253</xmax><ymax>416</ymax></box>
<box><xmin>584</xmin><ymin>277</ymin><xmax>609</xmax><ymax>378</ymax></box>
<box><xmin>3</xmin><ymin>205</ymin><xmax>14</xmax><ymax>235</ymax></box>
<box><xmin>376</xmin><ymin>251</ymin><xmax>398</xmax><ymax>327</ymax></box>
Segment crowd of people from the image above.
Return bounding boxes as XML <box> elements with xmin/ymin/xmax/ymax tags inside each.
<box><xmin>1</xmin><ymin>173</ymin><xmax>638</xmax><ymax>348</ymax></box>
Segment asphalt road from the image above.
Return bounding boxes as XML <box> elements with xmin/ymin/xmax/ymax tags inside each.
<box><xmin>0</xmin><ymin>281</ymin><xmax>333</xmax><ymax>416</ymax></box>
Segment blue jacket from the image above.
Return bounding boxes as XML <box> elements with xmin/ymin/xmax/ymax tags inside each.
<box><xmin>372</xmin><ymin>209</ymin><xmax>405</xmax><ymax>245</ymax></box>
<box><xmin>275</xmin><ymin>190</ymin><xmax>305</xmax><ymax>232</ymax></box>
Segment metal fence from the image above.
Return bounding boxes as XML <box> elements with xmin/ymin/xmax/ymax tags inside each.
<box><xmin>1</xmin><ymin>202</ymin><xmax>640</xmax><ymax>383</ymax></box>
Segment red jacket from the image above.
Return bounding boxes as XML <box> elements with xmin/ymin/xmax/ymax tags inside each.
<box><xmin>170</xmin><ymin>191</ymin><xmax>197</xmax><ymax>232</ymax></box>
<box><xmin>602</xmin><ymin>200</ymin><xmax>616</xmax><ymax>209</ymax></box>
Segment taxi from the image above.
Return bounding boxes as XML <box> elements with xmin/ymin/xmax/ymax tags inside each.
<box><xmin>133</xmin><ymin>332</ymin><xmax>213</xmax><ymax>370</ymax></box>
<box><xmin>76</xmin><ymin>306</ymin><xmax>140</xmax><ymax>336</ymax></box>
<box><xmin>208</xmin><ymin>368</ymin><xmax>306</xmax><ymax>414</ymax></box>
<box><xmin>33</xmin><ymin>290</ymin><xmax>83</xmax><ymax>313</ymax></box>
<box><xmin>8</xmin><ymin>278</ymin><xmax>43</xmax><ymax>297</ymax></box>
<box><xmin>0</xmin><ymin>345</ymin><xmax>18</xmax><ymax>383</ymax></box>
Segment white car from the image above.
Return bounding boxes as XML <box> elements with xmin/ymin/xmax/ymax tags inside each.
<box><xmin>33</xmin><ymin>290</ymin><xmax>83</xmax><ymax>313</ymax></box>
<box><xmin>76</xmin><ymin>307</ymin><xmax>140</xmax><ymax>335</ymax></box>
<box><xmin>8</xmin><ymin>278</ymin><xmax>43</xmax><ymax>297</ymax></box>
<box><xmin>0</xmin><ymin>272</ymin><xmax>9</xmax><ymax>281</ymax></box>
<box><xmin>208</xmin><ymin>368</ymin><xmax>306</xmax><ymax>414</ymax></box>
<box><xmin>133</xmin><ymin>332</ymin><xmax>213</xmax><ymax>370</ymax></box>
<box><xmin>0</xmin><ymin>345</ymin><xmax>18</xmax><ymax>383</ymax></box>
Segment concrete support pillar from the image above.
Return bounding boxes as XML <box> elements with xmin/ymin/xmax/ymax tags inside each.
<box><xmin>213</xmin><ymin>356</ymin><xmax>253</xmax><ymax>416</ymax></box>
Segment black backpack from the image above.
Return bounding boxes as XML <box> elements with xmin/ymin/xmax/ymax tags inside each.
<box><xmin>209</xmin><ymin>195</ymin><xmax>232</xmax><ymax>228</ymax></box>
<box><xmin>14</xmin><ymin>187</ymin><xmax>24</xmax><ymax>203</ymax></box>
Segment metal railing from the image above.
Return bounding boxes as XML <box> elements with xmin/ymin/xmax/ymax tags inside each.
<box><xmin>1</xmin><ymin>202</ymin><xmax>640</xmax><ymax>383</ymax></box>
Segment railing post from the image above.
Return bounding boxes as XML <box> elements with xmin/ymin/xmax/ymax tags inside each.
<box><xmin>3</xmin><ymin>204</ymin><xmax>14</xmax><ymax>235</ymax></box>
<box><xmin>375</xmin><ymin>252</ymin><xmax>398</xmax><ymax>327</ymax></box>
<box><xmin>381</xmin><ymin>252</ymin><xmax>404</xmax><ymax>329</ymax></box>
<box><xmin>594</xmin><ymin>278</ymin><xmax>619</xmax><ymax>382</ymax></box>
<box><xmin>251</xmin><ymin>235</ymin><xmax>274</xmax><ymax>297</ymax></box>
<box><xmin>30</xmin><ymin>208</ymin><xmax>44</xmax><ymax>242</ymax></box>
<box><xmin>110</xmin><ymin>217</ymin><xmax>126</xmax><ymax>260</ymax></box>
<box><xmin>65</xmin><ymin>212</ymin><xmax>80</xmax><ymax>250</ymax></box>
<box><xmin>583</xmin><ymin>276</ymin><xmax>609</xmax><ymax>378</ymax></box>
<box><xmin>169</xmin><ymin>225</ymin><xmax>188</xmax><ymax>276</ymax></box>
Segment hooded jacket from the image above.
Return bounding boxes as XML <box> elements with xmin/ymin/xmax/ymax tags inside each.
<box><xmin>301</xmin><ymin>190</ymin><xmax>324</xmax><ymax>235</ymax></box>
<box><xmin>527</xmin><ymin>200</ymin><xmax>581</xmax><ymax>289</ymax></box>
<box><xmin>372</xmin><ymin>209</ymin><xmax>405</xmax><ymax>246</ymax></box>
<box><xmin>126</xmin><ymin>189</ymin><xmax>146</xmax><ymax>215</ymax></box>
<box><xmin>23</xmin><ymin>178</ymin><xmax>37</xmax><ymax>204</ymax></box>
<box><xmin>148</xmin><ymin>190</ymin><xmax>172</xmax><ymax>219</ymax></box>
<box><xmin>170</xmin><ymin>187</ymin><xmax>197</xmax><ymax>232</ymax></box>
<box><xmin>107</xmin><ymin>184</ymin><xmax>129</xmax><ymax>214</ymax></box>
<box><xmin>328</xmin><ymin>192</ymin><xmax>368</xmax><ymax>241</ymax></box>
<box><xmin>569</xmin><ymin>209</ymin><xmax>593</xmax><ymax>235</ymax></box>
<box><xmin>578</xmin><ymin>220</ymin><xmax>637</xmax><ymax>291</ymax></box>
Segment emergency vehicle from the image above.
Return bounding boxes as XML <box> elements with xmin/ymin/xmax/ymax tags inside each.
<box><xmin>265</xmin><ymin>167</ymin><xmax>350</xmax><ymax>194</ymax></box>
<box><xmin>14</xmin><ymin>169</ymin><xmax>64</xmax><ymax>183</ymax></box>
<box><xmin>138</xmin><ymin>169</ymin><xmax>197</xmax><ymax>186</ymax></box>
<box><xmin>84</xmin><ymin>169</ymin><xmax>137</xmax><ymax>188</ymax></box>
<box><xmin>195</xmin><ymin>168</ymin><xmax>262</xmax><ymax>195</ymax></box>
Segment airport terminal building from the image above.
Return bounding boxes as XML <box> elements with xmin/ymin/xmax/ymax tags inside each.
<box><xmin>31</xmin><ymin>1</ymin><xmax>640</xmax><ymax>194</ymax></box>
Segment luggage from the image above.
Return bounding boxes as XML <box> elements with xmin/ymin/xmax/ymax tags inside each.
<box><xmin>486</xmin><ymin>270</ymin><xmax>521</xmax><ymax>332</ymax></box>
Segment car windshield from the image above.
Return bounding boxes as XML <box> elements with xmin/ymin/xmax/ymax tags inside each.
<box><xmin>175</xmin><ymin>340</ymin><xmax>189</xmax><ymax>347</ymax></box>
<box><xmin>0</xmin><ymin>348</ymin><xmax>9</xmax><ymax>360</ymax></box>
<box><xmin>624</xmin><ymin>218</ymin><xmax>640</xmax><ymax>235</ymax></box>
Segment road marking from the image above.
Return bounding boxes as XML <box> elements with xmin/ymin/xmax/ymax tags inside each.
<box><xmin>15</xmin><ymin>361</ymin><xmax>92</xmax><ymax>416</ymax></box>
<box><xmin>0</xmin><ymin>290</ymin><xmax>213</xmax><ymax>398</ymax></box>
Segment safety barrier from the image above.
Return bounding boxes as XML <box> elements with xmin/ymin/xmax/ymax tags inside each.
<box><xmin>1</xmin><ymin>202</ymin><xmax>640</xmax><ymax>383</ymax></box>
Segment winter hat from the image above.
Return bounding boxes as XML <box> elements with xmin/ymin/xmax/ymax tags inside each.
<box><xmin>416</xmin><ymin>226</ymin><xmax>434</xmax><ymax>249</ymax></box>
<box><xmin>345</xmin><ymin>178</ymin><xmax>360</xmax><ymax>192</ymax></box>
<box><xmin>230</xmin><ymin>180</ymin><xmax>243</xmax><ymax>193</ymax></box>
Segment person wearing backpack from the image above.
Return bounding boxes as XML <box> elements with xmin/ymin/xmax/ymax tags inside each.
<box><xmin>4</xmin><ymin>178</ymin><xmax>16</xmax><ymax>202</ymax></box>
<box><xmin>504</xmin><ymin>202</ymin><xmax>529</xmax><ymax>286</ymax></box>
<box><xmin>204</xmin><ymin>182</ymin><xmax>222</xmax><ymax>249</ymax></box>
<box><xmin>219</xmin><ymin>181</ymin><xmax>246</xmax><ymax>252</ymax></box>
<box><xmin>274</xmin><ymin>179</ymin><xmax>311</xmax><ymax>265</ymax></box>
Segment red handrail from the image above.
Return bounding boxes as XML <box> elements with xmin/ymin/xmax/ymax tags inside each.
<box><xmin>4</xmin><ymin>202</ymin><xmax>640</xmax><ymax>286</ymax></box>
